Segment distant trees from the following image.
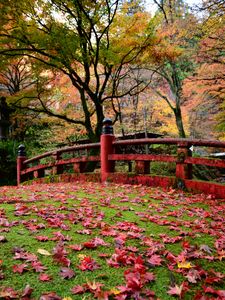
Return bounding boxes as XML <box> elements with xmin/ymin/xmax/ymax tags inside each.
<box><xmin>143</xmin><ymin>0</ymin><xmax>199</xmax><ymax>138</ymax></box>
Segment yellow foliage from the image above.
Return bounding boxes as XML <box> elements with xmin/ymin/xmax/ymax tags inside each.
<box><xmin>177</xmin><ymin>260</ymin><xmax>194</xmax><ymax>269</ymax></box>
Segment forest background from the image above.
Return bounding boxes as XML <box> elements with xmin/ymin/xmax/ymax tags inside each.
<box><xmin>0</xmin><ymin>0</ymin><xmax>224</xmax><ymax>185</ymax></box>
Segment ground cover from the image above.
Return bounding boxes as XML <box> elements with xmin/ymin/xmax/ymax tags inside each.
<box><xmin>0</xmin><ymin>182</ymin><xmax>224</xmax><ymax>299</ymax></box>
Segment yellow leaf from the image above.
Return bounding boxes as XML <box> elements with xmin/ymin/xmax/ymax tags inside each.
<box><xmin>177</xmin><ymin>261</ymin><xmax>194</xmax><ymax>269</ymax></box>
<box><xmin>37</xmin><ymin>249</ymin><xmax>51</xmax><ymax>256</ymax></box>
<box><xmin>77</xmin><ymin>254</ymin><xmax>86</xmax><ymax>260</ymax></box>
<box><xmin>110</xmin><ymin>288</ymin><xmax>121</xmax><ymax>295</ymax></box>
<box><xmin>63</xmin><ymin>298</ymin><xmax>73</xmax><ymax>300</ymax></box>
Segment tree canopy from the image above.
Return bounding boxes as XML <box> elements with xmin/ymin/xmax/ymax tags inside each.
<box><xmin>0</xmin><ymin>0</ymin><xmax>224</xmax><ymax>143</ymax></box>
<box><xmin>0</xmin><ymin>0</ymin><xmax>157</xmax><ymax>141</ymax></box>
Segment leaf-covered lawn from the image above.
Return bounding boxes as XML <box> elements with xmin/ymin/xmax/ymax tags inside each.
<box><xmin>0</xmin><ymin>182</ymin><xmax>224</xmax><ymax>299</ymax></box>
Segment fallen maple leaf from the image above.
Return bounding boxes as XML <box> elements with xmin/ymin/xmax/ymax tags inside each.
<box><xmin>21</xmin><ymin>285</ymin><xmax>33</xmax><ymax>299</ymax></box>
<box><xmin>203</xmin><ymin>286</ymin><xmax>225</xmax><ymax>298</ymax></box>
<box><xmin>12</xmin><ymin>263</ymin><xmax>28</xmax><ymax>274</ymax></box>
<box><xmin>31</xmin><ymin>261</ymin><xmax>47</xmax><ymax>273</ymax></box>
<box><xmin>167</xmin><ymin>284</ymin><xmax>183</xmax><ymax>298</ymax></box>
<box><xmin>77</xmin><ymin>229</ymin><xmax>92</xmax><ymax>235</ymax></box>
<box><xmin>94</xmin><ymin>290</ymin><xmax>109</xmax><ymax>300</ymax></box>
<box><xmin>39</xmin><ymin>273</ymin><xmax>52</xmax><ymax>281</ymax></box>
<box><xmin>0</xmin><ymin>287</ymin><xmax>18</xmax><ymax>299</ymax></box>
<box><xmin>78</xmin><ymin>256</ymin><xmax>100</xmax><ymax>271</ymax></box>
<box><xmin>147</xmin><ymin>254</ymin><xmax>162</xmax><ymax>266</ymax></box>
<box><xmin>35</xmin><ymin>235</ymin><xmax>49</xmax><ymax>242</ymax></box>
<box><xmin>13</xmin><ymin>250</ymin><xmax>37</xmax><ymax>262</ymax></box>
<box><xmin>68</xmin><ymin>244</ymin><xmax>83</xmax><ymax>251</ymax></box>
<box><xmin>185</xmin><ymin>269</ymin><xmax>201</xmax><ymax>283</ymax></box>
<box><xmin>70</xmin><ymin>285</ymin><xmax>86</xmax><ymax>295</ymax></box>
<box><xmin>39</xmin><ymin>292</ymin><xmax>62</xmax><ymax>300</ymax></box>
<box><xmin>85</xmin><ymin>280</ymin><xmax>104</xmax><ymax>292</ymax></box>
<box><xmin>52</xmin><ymin>243</ymin><xmax>70</xmax><ymax>266</ymax></box>
<box><xmin>59</xmin><ymin>267</ymin><xmax>75</xmax><ymax>279</ymax></box>
<box><xmin>177</xmin><ymin>261</ymin><xmax>194</xmax><ymax>269</ymax></box>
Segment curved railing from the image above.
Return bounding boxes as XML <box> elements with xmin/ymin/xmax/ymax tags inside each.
<box><xmin>17</xmin><ymin>142</ymin><xmax>100</xmax><ymax>184</ymax></box>
<box><xmin>112</xmin><ymin>138</ymin><xmax>225</xmax><ymax>168</ymax></box>
<box><xmin>17</xmin><ymin>134</ymin><xmax>225</xmax><ymax>198</ymax></box>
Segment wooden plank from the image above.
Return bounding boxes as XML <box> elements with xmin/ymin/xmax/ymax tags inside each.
<box><xmin>185</xmin><ymin>157</ymin><xmax>225</xmax><ymax>168</ymax></box>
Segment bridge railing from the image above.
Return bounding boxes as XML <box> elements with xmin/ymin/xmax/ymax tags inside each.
<box><xmin>17</xmin><ymin>120</ymin><xmax>225</xmax><ymax>197</ymax></box>
<box><xmin>17</xmin><ymin>142</ymin><xmax>100</xmax><ymax>185</ymax></box>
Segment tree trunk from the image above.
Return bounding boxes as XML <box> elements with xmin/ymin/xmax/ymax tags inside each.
<box><xmin>174</xmin><ymin>106</ymin><xmax>186</xmax><ymax>138</ymax></box>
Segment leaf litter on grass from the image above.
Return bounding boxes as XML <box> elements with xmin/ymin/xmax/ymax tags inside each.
<box><xmin>0</xmin><ymin>182</ymin><xmax>224</xmax><ymax>299</ymax></box>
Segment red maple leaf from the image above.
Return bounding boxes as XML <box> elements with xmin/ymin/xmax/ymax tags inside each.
<box><xmin>71</xmin><ymin>285</ymin><xmax>86</xmax><ymax>295</ymax></box>
<box><xmin>83</xmin><ymin>237</ymin><xmax>108</xmax><ymax>249</ymax></box>
<box><xmin>101</xmin><ymin>228</ymin><xmax>117</xmax><ymax>237</ymax></box>
<box><xmin>12</xmin><ymin>263</ymin><xmax>28</xmax><ymax>274</ymax></box>
<box><xmin>52</xmin><ymin>231</ymin><xmax>71</xmax><ymax>241</ymax></box>
<box><xmin>143</xmin><ymin>272</ymin><xmax>155</xmax><ymax>283</ymax></box>
<box><xmin>21</xmin><ymin>285</ymin><xmax>33</xmax><ymax>299</ymax></box>
<box><xmin>98</xmin><ymin>253</ymin><xmax>110</xmax><ymax>258</ymax></box>
<box><xmin>52</xmin><ymin>243</ymin><xmax>70</xmax><ymax>266</ymax></box>
<box><xmin>167</xmin><ymin>282</ymin><xmax>189</xmax><ymax>299</ymax></box>
<box><xmin>35</xmin><ymin>235</ymin><xmax>49</xmax><ymax>242</ymax></box>
<box><xmin>59</xmin><ymin>267</ymin><xmax>75</xmax><ymax>279</ymax></box>
<box><xmin>31</xmin><ymin>261</ymin><xmax>47</xmax><ymax>273</ymax></box>
<box><xmin>68</xmin><ymin>244</ymin><xmax>83</xmax><ymax>251</ymax></box>
<box><xmin>203</xmin><ymin>286</ymin><xmax>225</xmax><ymax>298</ymax></box>
<box><xmin>126</xmin><ymin>246</ymin><xmax>139</xmax><ymax>253</ymax></box>
<box><xmin>13</xmin><ymin>251</ymin><xmax>37</xmax><ymax>262</ymax></box>
<box><xmin>185</xmin><ymin>269</ymin><xmax>201</xmax><ymax>283</ymax></box>
<box><xmin>78</xmin><ymin>256</ymin><xmax>100</xmax><ymax>271</ymax></box>
<box><xmin>39</xmin><ymin>292</ymin><xmax>62</xmax><ymax>300</ymax></box>
<box><xmin>147</xmin><ymin>254</ymin><xmax>162</xmax><ymax>266</ymax></box>
<box><xmin>83</xmin><ymin>241</ymin><xmax>97</xmax><ymax>249</ymax></box>
<box><xmin>39</xmin><ymin>273</ymin><xmax>52</xmax><ymax>282</ymax></box>
<box><xmin>107</xmin><ymin>249</ymin><xmax>135</xmax><ymax>268</ymax></box>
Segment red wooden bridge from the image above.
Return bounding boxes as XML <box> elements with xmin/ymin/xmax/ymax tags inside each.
<box><xmin>17</xmin><ymin>121</ymin><xmax>225</xmax><ymax>198</ymax></box>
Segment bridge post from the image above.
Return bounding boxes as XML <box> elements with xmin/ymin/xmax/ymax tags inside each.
<box><xmin>101</xmin><ymin>118</ymin><xmax>115</xmax><ymax>182</ymax></box>
<box><xmin>17</xmin><ymin>144</ymin><xmax>26</xmax><ymax>185</ymax></box>
<box><xmin>176</xmin><ymin>142</ymin><xmax>192</xmax><ymax>185</ymax></box>
<box><xmin>33</xmin><ymin>163</ymin><xmax>45</xmax><ymax>179</ymax></box>
<box><xmin>135</xmin><ymin>161</ymin><xmax>150</xmax><ymax>174</ymax></box>
<box><xmin>52</xmin><ymin>152</ymin><xmax>63</xmax><ymax>175</ymax></box>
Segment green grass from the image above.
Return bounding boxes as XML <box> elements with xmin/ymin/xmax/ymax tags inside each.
<box><xmin>0</xmin><ymin>182</ymin><xmax>224</xmax><ymax>299</ymax></box>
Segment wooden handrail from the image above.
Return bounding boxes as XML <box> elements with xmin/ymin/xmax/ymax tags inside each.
<box><xmin>113</xmin><ymin>138</ymin><xmax>225</xmax><ymax>148</ymax></box>
<box><xmin>24</xmin><ymin>142</ymin><xmax>100</xmax><ymax>165</ymax></box>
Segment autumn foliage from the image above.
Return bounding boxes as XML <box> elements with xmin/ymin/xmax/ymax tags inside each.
<box><xmin>0</xmin><ymin>182</ymin><xmax>224</xmax><ymax>299</ymax></box>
